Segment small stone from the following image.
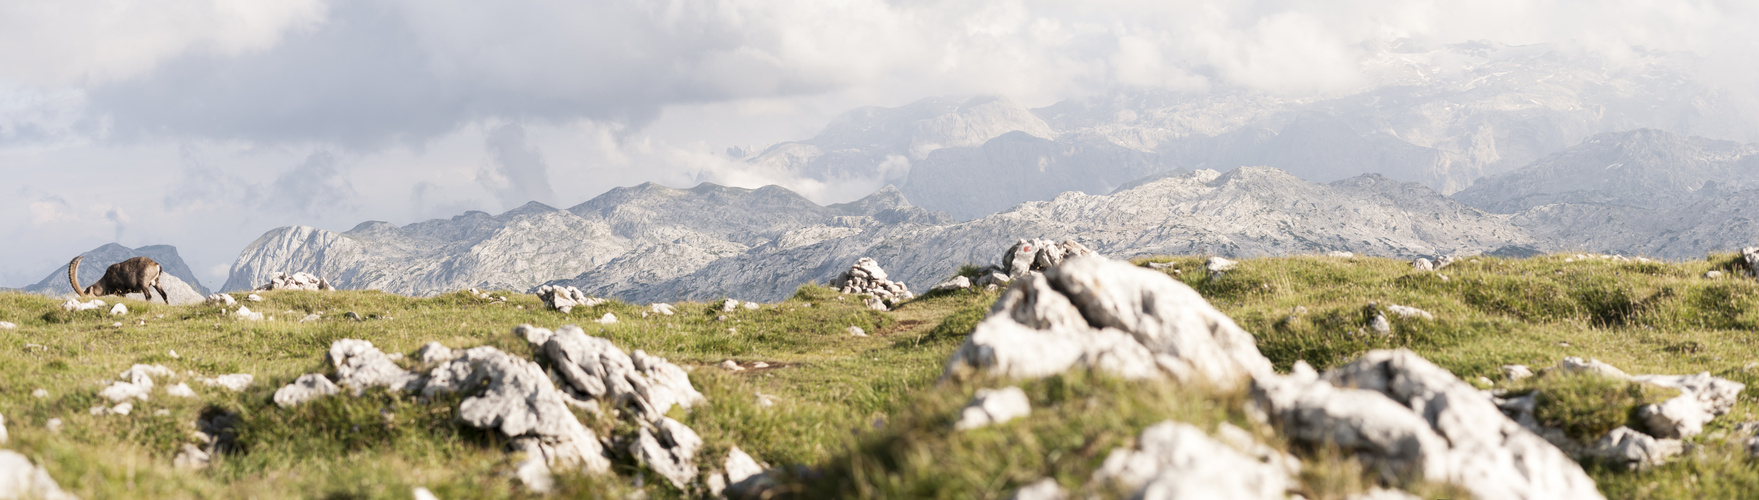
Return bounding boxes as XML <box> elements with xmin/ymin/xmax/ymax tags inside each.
<box><xmin>46</xmin><ymin>418</ymin><xmax>63</xmax><ymax>433</ymax></box>
<box><xmin>173</xmin><ymin>443</ymin><xmax>211</xmax><ymax>470</ymax></box>
<box><xmin>864</xmin><ymin>296</ymin><xmax>889</xmax><ymax>311</ymax></box>
<box><xmin>0</xmin><ymin>321</ymin><xmax>14</xmax><ymax>330</ymax></box>
<box><xmin>412</xmin><ymin>487</ymin><xmax>440</xmax><ymax>500</ymax></box>
<box><xmin>153</xmin><ymin>409</ymin><xmax>169</xmax><ymax>416</ymax></box>
<box><xmin>723</xmin><ymin>299</ymin><xmax>740</xmax><ymax>312</ymax></box>
<box><xmin>1502</xmin><ymin>365</ymin><xmax>1534</xmax><ymax>382</ymax></box>
<box><xmin>650</xmin><ymin>303</ymin><xmax>676</xmax><ymax>316</ymax></box>
<box><xmin>744</xmin><ymin>301</ymin><xmax>760</xmax><ymax>310</ymax></box>
<box><xmin>166</xmin><ymin>383</ymin><xmax>197</xmax><ymax>398</ymax></box>
<box><xmin>1705</xmin><ymin>270</ymin><xmax>1724</xmax><ymax>279</ymax></box>
<box><xmin>111</xmin><ymin>402</ymin><xmax>134</xmax><ymax>415</ymax></box>
<box><xmin>752</xmin><ymin>362</ymin><xmax>770</xmax><ymax>369</ymax></box>
<box><xmin>299</xmin><ymin>313</ymin><xmax>322</xmax><ymax>323</ymax></box>
<box><xmin>717</xmin><ymin>315</ymin><xmax>727</xmax><ymax>322</ymax></box>
<box><xmin>169</xmin><ymin>350</ymin><xmax>179</xmax><ymax>358</ymax></box>
<box><xmin>848</xmin><ymin>326</ymin><xmax>867</xmax><ymax>337</ymax></box>
<box><xmin>1369</xmin><ymin>314</ymin><xmax>1392</xmax><ymax>334</ymax></box>
<box><xmin>720</xmin><ymin>360</ymin><xmax>744</xmax><ymax>372</ymax></box>
<box><xmin>955</xmin><ymin>386</ymin><xmax>1031</xmax><ymax>430</ymax></box>
<box><xmin>1412</xmin><ymin>258</ymin><xmax>1434</xmax><ymax>271</ymax></box>
<box><xmin>598</xmin><ymin>313</ymin><xmax>618</xmax><ymax>325</ymax></box>
<box><xmin>246</xmin><ymin>294</ymin><xmax>263</xmax><ymax>302</ymax></box>
<box><xmin>345</xmin><ymin>311</ymin><xmax>363</xmax><ymax>321</ymax></box>
<box><xmin>31</xmin><ymin>388</ymin><xmax>47</xmax><ymax>398</ymax></box>
<box><xmin>109</xmin><ymin>303</ymin><xmax>128</xmax><ymax>316</ymax></box>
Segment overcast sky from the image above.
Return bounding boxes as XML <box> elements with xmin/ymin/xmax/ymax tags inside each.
<box><xmin>3</xmin><ymin>0</ymin><xmax>1757</xmax><ymax>289</ymax></box>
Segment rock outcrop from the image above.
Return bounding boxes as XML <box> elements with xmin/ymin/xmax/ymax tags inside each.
<box><xmin>534</xmin><ymin>285</ymin><xmax>606</xmax><ymax>314</ymax></box>
<box><xmin>256</xmin><ymin>271</ymin><xmax>333</xmax><ymax>291</ymax></box>
<box><xmin>1494</xmin><ymin>358</ymin><xmax>1745</xmax><ymax>470</ymax></box>
<box><xmin>944</xmin><ymin>256</ymin><xmax>1273</xmax><ymax>385</ymax></box>
<box><xmin>954</xmin><ymin>386</ymin><xmax>1031</xmax><ymax>430</ymax></box>
<box><xmin>524</xmin><ymin>325</ymin><xmax>707</xmax><ymax>422</ymax></box>
<box><xmin>1002</xmin><ymin>239</ymin><xmax>1095</xmax><ymax>278</ymax></box>
<box><xmin>1252</xmin><ymin>350</ymin><xmax>1603</xmax><ymax>500</ymax></box>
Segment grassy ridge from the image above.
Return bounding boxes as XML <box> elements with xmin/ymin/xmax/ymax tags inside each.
<box><xmin>0</xmin><ymin>253</ymin><xmax>1756</xmax><ymax>498</ymax></box>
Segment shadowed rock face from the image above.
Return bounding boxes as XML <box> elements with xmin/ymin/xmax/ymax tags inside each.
<box><xmin>24</xmin><ymin>243</ymin><xmax>208</xmax><ymax>304</ymax></box>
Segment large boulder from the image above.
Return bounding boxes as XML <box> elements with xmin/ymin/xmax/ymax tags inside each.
<box><xmin>944</xmin><ymin>256</ymin><xmax>1274</xmax><ymax>386</ymax></box>
<box><xmin>1253</xmin><ymin>350</ymin><xmax>1603</xmax><ymax>500</ymax></box>
<box><xmin>0</xmin><ymin>450</ymin><xmax>77</xmax><ymax>500</ymax></box>
<box><xmin>422</xmin><ymin>345</ymin><xmax>612</xmax><ymax>486</ymax></box>
<box><xmin>326</xmin><ymin>339</ymin><xmax>423</xmax><ymax>395</ymax></box>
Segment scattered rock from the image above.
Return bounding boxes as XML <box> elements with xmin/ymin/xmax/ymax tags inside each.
<box><xmin>1631</xmin><ymin>372</ymin><xmax>1744</xmax><ymax>439</ymax></box>
<box><xmin>1411</xmin><ymin>258</ymin><xmax>1434</xmax><ymax>271</ymax></box>
<box><xmin>597</xmin><ymin>313</ymin><xmax>618</xmax><ymax>325</ymax></box>
<box><xmin>743</xmin><ymin>301</ymin><xmax>760</xmax><ymax>310</ymax></box>
<box><xmin>299</xmin><ymin>313</ymin><xmax>322</xmax><ymax>323</ymax></box>
<box><xmin>954</xmin><ymin>386</ymin><xmax>1031</xmax><ymax>430</ymax></box>
<box><xmin>0</xmin><ymin>450</ymin><xmax>78</xmax><ymax>500</ymax></box>
<box><xmin>166</xmin><ymin>383</ymin><xmax>196</xmax><ymax>398</ymax></box>
<box><xmin>60</xmin><ymin>298</ymin><xmax>104</xmax><ymax>312</ymax></box>
<box><xmin>256</xmin><ymin>271</ymin><xmax>333</xmax><ymax>291</ymax></box>
<box><xmin>1368</xmin><ymin>313</ymin><xmax>1392</xmax><ymax>334</ymax></box>
<box><xmin>173</xmin><ymin>443</ymin><xmax>211</xmax><ymax>470</ymax></box>
<box><xmin>863</xmin><ymin>296</ymin><xmax>889</xmax><ymax>311</ymax></box>
<box><xmin>1744</xmin><ymin>247</ymin><xmax>1759</xmax><ymax>278</ymax></box>
<box><xmin>534</xmin><ymin>285</ymin><xmax>605</xmax><ymax>314</ymax></box>
<box><xmin>1146</xmin><ymin>262</ymin><xmax>1175</xmax><ymax>270</ymax></box>
<box><xmin>945</xmin><ymin>256</ymin><xmax>1274</xmax><ymax>385</ymax></box>
<box><xmin>848</xmin><ymin>326</ymin><xmax>867</xmax><ymax>337</ymax></box>
<box><xmin>1205</xmin><ymin>256</ymin><xmax>1237</xmax><ymax>274</ymax></box>
<box><xmin>416</xmin><ymin>342</ymin><xmax>456</xmax><ymax>365</ymax></box>
<box><xmin>975</xmin><ymin>272</ymin><xmax>1012</xmax><ymax>288</ymax></box>
<box><xmin>1009</xmin><ymin>478</ymin><xmax>1067</xmax><ymax>500</ymax></box>
<box><xmin>723</xmin><ymin>299</ymin><xmax>740</xmax><ymax>312</ymax></box>
<box><xmin>233</xmin><ymin>306</ymin><xmax>264</xmax><ymax>321</ymax></box>
<box><xmin>833</xmin><ymin>257</ymin><xmax>916</xmax><ymax>304</ymax></box>
<box><xmin>412</xmin><ymin>487</ymin><xmax>439</xmax><ymax>500</ymax></box>
<box><xmin>246</xmin><ymin>293</ymin><xmax>263</xmax><ymax>302</ymax></box>
<box><xmin>720</xmin><ymin>360</ymin><xmax>744</xmax><ymax>372</ymax></box>
<box><xmin>930</xmin><ymin>275</ymin><xmax>972</xmax><ymax>293</ymax></box>
<box><xmin>0</xmin><ymin>321</ymin><xmax>13</xmax><ymax>330</ymax></box>
<box><xmin>44</xmin><ymin>419</ymin><xmax>61</xmax><ymax>434</ymax></box>
<box><xmin>1253</xmin><ymin>350</ymin><xmax>1603</xmax><ymax>499</ymax></box>
<box><xmin>344</xmin><ymin>311</ymin><xmax>363</xmax><ymax>321</ymax></box>
<box><xmin>327</xmin><ymin>339</ymin><xmax>422</xmax><ymax>395</ymax></box>
<box><xmin>200</xmin><ymin>374</ymin><xmax>254</xmax><ymax>392</ymax></box>
<box><xmin>109</xmin><ymin>303</ymin><xmax>127</xmax><ymax>316</ymax></box>
<box><xmin>424</xmin><ymin>345</ymin><xmax>612</xmax><ymax>488</ymax></box>
<box><xmin>1705</xmin><ymin>270</ymin><xmax>1724</xmax><ymax>279</ymax></box>
<box><xmin>1091</xmin><ymin>421</ymin><xmax>1291</xmax><ymax>499</ymax></box>
<box><xmin>1326</xmin><ymin>251</ymin><xmax>1356</xmax><ymax>258</ymax></box>
<box><xmin>751</xmin><ymin>362</ymin><xmax>769</xmax><ymax>369</ymax></box>
<box><xmin>31</xmin><ymin>389</ymin><xmax>47</xmax><ymax>399</ymax></box>
<box><xmin>707</xmin><ymin>446</ymin><xmax>770</xmax><ymax>498</ymax></box>
<box><xmin>1555</xmin><ymin>357</ymin><xmax>1631</xmax><ymax>380</ymax></box>
<box><xmin>1348</xmin><ymin>488</ymin><xmax>1424</xmax><ymax>500</ymax></box>
<box><xmin>1502</xmin><ymin>365</ymin><xmax>1534</xmax><ymax>382</ymax></box>
<box><xmin>1383</xmin><ymin>304</ymin><xmax>1434</xmax><ymax>320</ymax></box>
<box><xmin>205</xmin><ymin>293</ymin><xmax>237</xmax><ymax>306</ymax></box>
<box><xmin>273</xmin><ymin>373</ymin><xmax>342</xmax><ymax>408</ymax></box>
<box><xmin>649</xmin><ymin>303</ymin><xmax>676</xmax><ymax>316</ymax></box>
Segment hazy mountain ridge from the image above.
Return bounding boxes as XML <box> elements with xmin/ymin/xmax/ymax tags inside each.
<box><xmin>747</xmin><ymin>42</ymin><xmax>1750</xmax><ymax>222</ymax></box>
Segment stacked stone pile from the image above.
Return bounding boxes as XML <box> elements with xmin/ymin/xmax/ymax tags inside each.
<box><xmin>832</xmin><ymin>257</ymin><xmax>914</xmax><ymax>306</ymax></box>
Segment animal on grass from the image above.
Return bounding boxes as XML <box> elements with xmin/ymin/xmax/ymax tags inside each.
<box><xmin>67</xmin><ymin>256</ymin><xmax>169</xmax><ymax>303</ymax></box>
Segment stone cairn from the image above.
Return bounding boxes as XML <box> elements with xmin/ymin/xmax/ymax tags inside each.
<box><xmin>832</xmin><ymin>258</ymin><xmax>914</xmax><ymax>307</ymax></box>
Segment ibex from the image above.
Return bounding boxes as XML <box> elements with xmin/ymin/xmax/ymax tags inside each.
<box><xmin>67</xmin><ymin>256</ymin><xmax>169</xmax><ymax>303</ymax></box>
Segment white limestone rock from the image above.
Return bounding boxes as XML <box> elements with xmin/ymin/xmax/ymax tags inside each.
<box><xmin>246</xmin><ymin>294</ymin><xmax>263</xmax><ymax>302</ymax></box>
<box><xmin>1091</xmin><ymin>421</ymin><xmax>1291</xmax><ymax>500</ymax></box>
<box><xmin>205</xmin><ymin>293</ymin><xmax>237</xmax><ymax>306</ymax></box>
<box><xmin>863</xmin><ymin>296</ymin><xmax>889</xmax><ymax>311</ymax></box>
<box><xmin>649</xmin><ymin>303</ymin><xmax>676</xmax><ymax>316</ymax></box>
<box><xmin>929</xmin><ymin>275</ymin><xmax>972</xmax><ymax>293</ymax></box>
<box><xmin>1555</xmin><ymin>357</ymin><xmax>1632</xmax><ymax>380</ymax></box>
<box><xmin>946</xmin><ymin>256</ymin><xmax>1274</xmax><ymax>386</ymax></box>
<box><xmin>425</xmin><ymin>345</ymin><xmax>612</xmax><ymax>481</ymax></box>
<box><xmin>0</xmin><ymin>450</ymin><xmax>77</xmax><ymax>500</ymax></box>
<box><xmin>532</xmin><ymin>325</ymin><xmax>706</xmax><ymax>422</ymax></box>
<box><xmin>535</xmin><ymin>285</ymin><xmax>605</xmax><ymax>314</ymax></box>
<box><xmin>274</xmin><ymin>374</ymin><xmax>341</xmax><ymax>408</ymax></box>
<box><xmin>416</xmin><ymin>342</ymin><xmax>456</xmax><ymax>365</ymax></box>
<box><xmin>326</xmin><ymin>339</ymin><xmax>422</xmax><ymax>395</ymax></box>
<box><xmin>1002</xmin><ymin>238</ymin><xmax>1094</xmax><ymax>279</ymax></box>
<box><xmin>173</xmin><ymin>443</ymin><xmax>211</xmax><ymax>470</ymax></box>
<box><xmin>201</xmin><ymin>374</ymin><xmax>254</xmax><ymax>392</ymax></box>
<box><xmin>60</xmin><ymin>299</ymin><xmax>104</xmax><ymax>312</ymax></box>
<box><xmin>1744</xmin><ymin>247</ymin><xmax>1759</xmax><ymax>278</ymax></box>
<box><xmin>707</xmin><ymin>446</ymin><xmax>770</xmax><ymax>498</ymax></box>
<box><xmin>1254</xmin><ymin>350</ymin><xmax>1604</xmax><ymax>500</ymax></box>
<box><xmin>597</xmin><ymin>313</ymin><xmax>618</xmax><ymax>325</ymax></box>
<box><xmin>1631</xmin><ymin>372</ymin><xmax>1745</xmax><ymax>439</ymax></box>
<box><xmin>0</xmin><ymin>321</ymin><xmax>14</xmax><ymax>330</ymax></box>
<box><xmin>630</xmin><ymin>417</ymin><xmax>703</xmax><ymax>489</ymax></box>
<box><xmin>1009</xmin><ymin>478</ymin><xmax>1066</xmax><ymax>500</ymax></box>
<box><xmin>848</xmin><ymin>326</ymin><xmax>867</xmax><ymax>337</ymax></box>
<box><xmin>1384</xmin><ymin>304</ymin><xmax>1434</xmax><ymax>320</ymax></box>
<box><xmin>109</xmin><ymin>303</ymin><xmax>127</xmax><ymax>316</ymax></box>
<box><xmin>1412</xmin><ymin>258</ymin><xmax>1435</xmax><ymax>271</ymax></box>
<box><xmin>256</xmin><ymin>271</ymin><xmax>334</xmax><ymax>291</ymax></box>
<box><xmin>954</xmin><ymin>386</ymin><xmax>1031</xmax><ymax>430</ymax></box>
<box><xmin>233</xmin><ymin>306</ymin><xmax>264</xmax><ymax>321</ymax></box>
<box><xmin>165</xmin><ymin>383</ymin><xmax>197</xmax><ymax>398</ymax></box>
<box><xmin>1502</xmin><ymin>365</ymin><xmax>1534</xmax><ymax>382</ymax></box>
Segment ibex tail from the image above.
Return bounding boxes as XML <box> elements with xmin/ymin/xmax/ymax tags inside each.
<box><xmin>67</xmin><ymin>256</ymin><xmax>86</xmax><ymax>298</ymax></box>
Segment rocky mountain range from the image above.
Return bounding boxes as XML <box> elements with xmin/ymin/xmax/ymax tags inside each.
<box><xmin>217</xmin><ymin>165</ymin><xmax>1531</xmax><ymax>303</ymax></box>
<box><xmin>742</xmin><ymin>42</ymin><xmax>1752</xmax><ymax>220</ymax></box>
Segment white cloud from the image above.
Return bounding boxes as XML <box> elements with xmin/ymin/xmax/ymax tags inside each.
<box><xmin>0</xmin><ymin>0</ymin><xmax>327</xmax><ymax>86</ymax></box>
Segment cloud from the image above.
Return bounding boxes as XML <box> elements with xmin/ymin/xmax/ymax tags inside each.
<box><xmin>267</xmin><ymin>149</ymin><xmax>355</xmax><ymax>214</ymax></box>
<box><xmin>478</xmin><ymin>123</ymin><xmax>555</xmax><ymax>208</ymax></box>
<box><xmin>0</xmin><ymin>0</ymin><xmax>326</xmax><ymax>86</ymax></box>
